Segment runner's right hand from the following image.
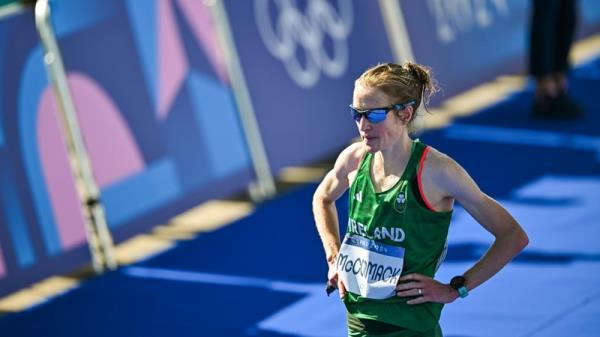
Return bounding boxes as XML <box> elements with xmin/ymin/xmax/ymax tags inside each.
<box><xmin>327</xmin><ymin>260</ymin><xmax>346</xmax><ymax>299</ymax></box>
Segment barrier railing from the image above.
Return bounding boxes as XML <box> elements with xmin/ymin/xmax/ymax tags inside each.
<box><xmin>34</xmin><ymin>0</ymin><xmax>116</xmax><ymax>273</ymax></box>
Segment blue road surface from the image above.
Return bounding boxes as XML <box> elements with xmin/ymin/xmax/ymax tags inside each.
<box><xmin>1</xmin><ymin>59</ymin><xmax>599</xmax><ymax>337</ymax></box>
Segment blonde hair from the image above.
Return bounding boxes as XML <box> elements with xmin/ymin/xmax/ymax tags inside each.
<box><xmin>356</xmin><ymin>62</ymin><xmax>438</xmax><ymax>127</ymax></box>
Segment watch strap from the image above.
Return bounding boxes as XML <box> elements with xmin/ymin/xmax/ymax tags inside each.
<box><xmin>450</xmin><ymin>275</ymin><xmax>469</xmax><ymax>298</ymax></box>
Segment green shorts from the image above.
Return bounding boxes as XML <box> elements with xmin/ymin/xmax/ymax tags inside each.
<box><xmin>347</xmin><ymin>313</ymin><xmax>442</xmax><ymax>337</ymax></box>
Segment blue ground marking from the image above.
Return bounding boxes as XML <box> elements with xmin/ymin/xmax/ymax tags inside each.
<box><xmin>0</xmin><ymin>270</ymin><xmax>305</xmax><ymax>337</ymax></box>
<box><xmin>136</xmin><ymin>183</ymin><xmax>335</xmax><ymax>283</ymax></box>
<box><xmin>446</xmin><ymin>242</ymin><xmax>600</xmax><ymax>264</ymax></box>
<box><xmin>123</xmin><ymin>266</ymin><xmax>322</xmax><ymax>294</ymax></box>
<box><xmin>444</xmin><ymin>124</ymin><xmax>600</xmax><ymax>160</ymax></box>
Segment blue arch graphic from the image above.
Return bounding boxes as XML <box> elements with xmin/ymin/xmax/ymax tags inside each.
<box><xmin>19</xmin><ymin>46</ymin><xmax>62</xmax><ymax>257</ymax></box>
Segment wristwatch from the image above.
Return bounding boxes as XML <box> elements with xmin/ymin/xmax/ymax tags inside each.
<box><xmin>450</xmin><ymin>276</ymin><xmax>469</xmax><ymax>298</ymax></box>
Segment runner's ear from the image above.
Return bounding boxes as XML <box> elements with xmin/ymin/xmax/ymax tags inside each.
<box><xmin>399</xmin><ymin>106</ymin><xmax>413</xmax><ymax>124</ymax></box>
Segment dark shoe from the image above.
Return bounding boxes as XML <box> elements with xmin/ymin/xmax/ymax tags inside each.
<box><xmin>532</xmin><ymin>98</ymin><xmax>552</xmax><ymax>118</ymax></box>
<box><xmin>532</xmin><ymin>93</ymin><xmax>583</xmax><ymax>119</ymax></box>
<box><xmin>551</xmin><ymin>93</ymin><xmax>584</xmax><ymax>118</ymax></box>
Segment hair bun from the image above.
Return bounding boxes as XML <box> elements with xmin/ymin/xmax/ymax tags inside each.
<box><xmin>404</xmin><ymin>62</ymin><xmax>430</xmax><ymax>86</ymax></box>
<box><xmin>403</xmin><ymin>62</ymin><xmax>438</xmax><ymax>106</ymax></box>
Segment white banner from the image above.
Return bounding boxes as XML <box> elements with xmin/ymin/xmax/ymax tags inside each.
<box><xmin>336</xmin><ymin>234</ymin><xmax>404</xmax><ymax>299</ymax></box>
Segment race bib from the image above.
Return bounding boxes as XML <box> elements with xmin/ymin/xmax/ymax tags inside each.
<box><xmin>337</xmin><ymin>234</ymin><xmax>405</xmax><ymax>299</ymax></box>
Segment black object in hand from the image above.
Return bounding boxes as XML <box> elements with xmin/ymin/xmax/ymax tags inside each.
<box><xmin>326</xmin><ymin>283</ymin><xmax>336</xmax><ymax>296</ymax></box>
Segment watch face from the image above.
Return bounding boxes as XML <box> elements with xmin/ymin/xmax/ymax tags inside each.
<box><xmin>450</xmin><ymin>276</ymin><xmax>466</xmax><ymax>289</ymax></box>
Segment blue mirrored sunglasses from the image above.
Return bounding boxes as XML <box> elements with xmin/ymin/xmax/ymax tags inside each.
<box><xmin>349</xmin><ymin>100</ymin><xmax>416</xmax><ymax>124</ymax></box>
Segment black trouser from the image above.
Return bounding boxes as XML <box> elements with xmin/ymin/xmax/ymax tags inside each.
<box><xmin>529</xmin><ymin>0</ymin><xmax>577</xmax><ymax>78</ymax></box>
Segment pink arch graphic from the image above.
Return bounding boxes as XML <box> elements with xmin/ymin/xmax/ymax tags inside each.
<box><xmin>153</xmin><ymin>0</ymin><xmax>230</xmax><ymax>120</ymax></box>
<box><xmin>38</xmin><ymin>73</ymin><xmax>144</xmax><ymax>250</ymax></box>
<box><xmin>158</xmin><ymin>0</ymin><xmax>188</xmax><ymax>120</ymax></box>
<box><xmin>0</xmin><ymin>244</ymin><xmax>6</xmax><ymax>278</ymax></box>
<box><xmin>176</xmin><ymin>0</ymin><xmax>229</xmax><ymax>83</ymax></box>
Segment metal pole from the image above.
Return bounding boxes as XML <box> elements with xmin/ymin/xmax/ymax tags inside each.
<box><xmin>34</xmin><ymin>0</ymin><xmax>116</xmax><ymax>272</ymax></box>
<box><xmin>209</xmin><ymin>0</ymin><xmax>277</xmax><ymax>201</ymax></box>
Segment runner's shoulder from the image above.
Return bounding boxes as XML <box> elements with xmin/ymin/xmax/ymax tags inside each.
<box><xmin>422</xmin><ymin>146</ymin><xmax>467</xmax><ymax>186</ymax></box>
<box><xmin>335</xmin><ymin>142</ymin><xmax>365</xmax><ymax>174</ymax></box>
<box><xmin>422</xmin><ymin>146</ymin><xmax>452</xmax><ymax>166</ymax></box>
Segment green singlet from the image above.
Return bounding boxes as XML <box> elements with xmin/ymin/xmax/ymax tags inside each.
<box><xmin>344</xmin><ymin>140</ymin><xmax>452</xmax><ymax>336</ymax></box>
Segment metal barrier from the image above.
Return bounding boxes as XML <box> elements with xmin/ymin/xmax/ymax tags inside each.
<box><xmin>34</xmin><ymin>0</ymin><xmax>116</xmax><ymax>272</ymax></box>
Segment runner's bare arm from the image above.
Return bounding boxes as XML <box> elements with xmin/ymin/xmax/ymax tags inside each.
<box><xmin>397</xmin><ymin>151</ymin><xmax>528</xmax><ymax>304</ymax></box>
<box><xmin>432</xmin><ymin>154</ymin><xmax>529</xmax><ymax>293</ymax></box>
<box><xmin>313</xmin><ymin>142</ymin><xmax>364</xmax><ymax>265</ymax></box>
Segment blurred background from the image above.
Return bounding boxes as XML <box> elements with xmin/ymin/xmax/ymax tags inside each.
<box><xmin>0</xmin><ymin>0</ymin><xmax>599</xmax><ymax>336</ymax></box>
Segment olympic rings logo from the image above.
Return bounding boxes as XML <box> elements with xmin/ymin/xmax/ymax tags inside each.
<box><xmin>255</xmin><ymin>0</ymin><xmax>353</xmax><ymax>88</ymax></box>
